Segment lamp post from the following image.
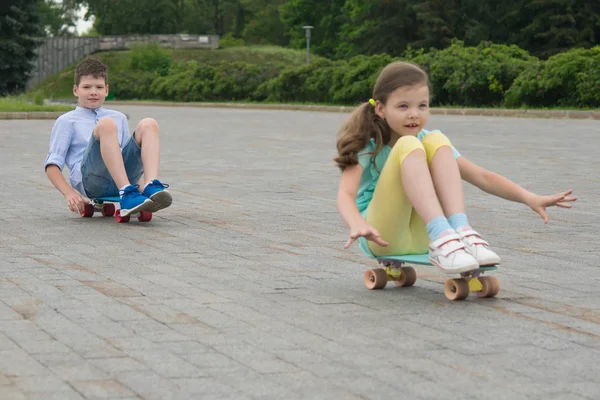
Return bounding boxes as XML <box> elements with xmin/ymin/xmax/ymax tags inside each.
<box><xmin>302</xmin><ymin>25</ymin><xmax>313</xmax><ymax>65</ymax></box>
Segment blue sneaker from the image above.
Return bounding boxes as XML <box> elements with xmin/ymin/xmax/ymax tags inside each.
<box><xmin>120</xmin><ymin>184</ymin><xmax>152</xmax><ymax>216</ymax></box>
<box><xmin>142</xmin><ymin>179</ymin><xmax>172</xmax><ymax>212</ymax></box>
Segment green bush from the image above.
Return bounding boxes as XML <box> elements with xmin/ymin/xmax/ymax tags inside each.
<box><xmin>505</xmin><ymin>46</ymin><xmax>600</xmax><ymax>108</ymax></box>
<box><xmin>330</xmin><ymin>54</ymin><xmax>396</xmax><ymax>104</ymax></box>
<box><xmin>110</xmin><ymin>70</ymin><xmax>159</xmax><ymax>100</ymax></box>
<box><xmin>254</xmin><ymin>59</ymin><xmax>339</xmax><ymax>103</ymax></box>
<box><xmin>212</xmin><ymin>61</ymin><xmax>279</xmax><ymax>101</ymax></box>
<box><xmin>149</xmin><ymin>61</ymin><xmax>205</xmax><ymax>101</ymax></box>
<box><xmin>257</xmin><ymin>54</ymin><xmax>395</xmax><ymax>105</ymax></box>
<box><xmin>129</xmin><ymin>43</ymin><xmax>173</xmax><ymax>76</ymax></box>
<box><xmin>148</xmin><ymin>60</ymin><xmax>280</xmax><ymax>102</ymax></box>
<box><xmin>218</xmin><ymin>34</ymin><xmax>246</xmax><ymax>48</ymax></box>
<box><xmin>413</xmin><ymin>40</ymin><xmax>537</xmax><ymax>106</ymax></box>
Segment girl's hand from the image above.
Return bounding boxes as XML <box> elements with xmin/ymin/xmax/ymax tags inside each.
<box><xmin>345</xmin><ymin>222</ymin><xmax>389</xmax><ymax>249</ymax></box>
<box><xmin>528</xmin><ymin>189</ymin><xmax>577</xmax><ymax>223</ymax></box>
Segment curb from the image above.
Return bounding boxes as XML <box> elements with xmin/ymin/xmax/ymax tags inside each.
<box><xmin>1</xmin><ymin>102</ymin><xmax>598</xmax><ymax>120</ymax></box>
<box><xmin>0</xmin><ymin>111</ymin><xmax>68</xmax><ymax>120</ymax></box>
<box><xmin>106</xmin><ymin>101</ymin><xmax>600</xmax><ymax>120</ymax></box>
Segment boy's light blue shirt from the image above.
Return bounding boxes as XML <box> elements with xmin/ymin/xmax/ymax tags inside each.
<box><xmin>44</xmin><ymin>106</ymin><xmax>129</xmax><ymax>196</ymax></box>
<box><xmin>355</xmin><ymin>129</ymin><xmax>461</xmax><ymax>257</ymax></box>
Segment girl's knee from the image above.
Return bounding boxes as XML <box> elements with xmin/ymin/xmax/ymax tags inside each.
<box><xmin>392</xmin><ymin>136</ymin><xmax>425</xmax><ymax>165</ymax></box>
<box><xmin>421</xmin><ymin>131</ymin><xmax>452</xmax><ymax>164</ymax></box>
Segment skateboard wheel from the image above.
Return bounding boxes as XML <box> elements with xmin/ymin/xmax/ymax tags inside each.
<box><xmin>476</xmin><ymin>276</ymin><xmax>500</xmax><ymax>298</ymax></box>
<box><xmin>138</xmin><ymin>211</ymin><xmax>152</xmax><ymax>222</ymax></box>
<box><xmin>115</xmin><ymin>209</ymin><xmax>130</xmax><ymax>223</ymax></box>
<box><xmin>444</xmin><ymin>278</ymin><xmax>469</xmax><ymax>301</ymax></box>
<box><xmin>80</xmin><ymin>204</ymin><xmax>94</xmax><ymax>217</ymax></box>
<box><xmin>364</xmin><ymin>268</ymin><xmax>387</xmax><ymax>290</ymax></box>
<box><xmin>394</xmin><ymin>266</ymin><xmax>417</xmax><ymax>287</ymax></box>
<box><xmin>101</xmin><ymin>203</ymin><xmax>115</xmax><ymax>217</ymax></box>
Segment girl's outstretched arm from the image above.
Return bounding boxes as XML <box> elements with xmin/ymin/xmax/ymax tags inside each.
<box><xmin>337</xmin><ymin>164</ymin><xmax>389</xmax><ymax>248</ymax></box>
<box><xmin>458</xmin><ymin>156</ymin><xmax>577</xmax><ymax>224</ymax></box>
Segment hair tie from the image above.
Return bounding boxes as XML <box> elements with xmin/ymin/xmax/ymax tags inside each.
<box><xmin>368</xmin><ymin>98</ymin><xmax>376</xmax><ymax>107</ymax></box>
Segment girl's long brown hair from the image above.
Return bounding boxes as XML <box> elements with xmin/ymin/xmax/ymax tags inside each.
<box><xmin>334</xmin><ymin>61</ymin><xmax>430</xmax><ymax>171</ymax></box>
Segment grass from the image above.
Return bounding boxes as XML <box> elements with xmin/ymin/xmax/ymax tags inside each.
<box><xmin>28</xmin><ymin>45</ymin><xmax>321</xmax><ymax>100</ymax></box>
<box><xmin>0</xmin><ymin>96</ymin><xmax>75</xmax><ymax>112</ymax></box>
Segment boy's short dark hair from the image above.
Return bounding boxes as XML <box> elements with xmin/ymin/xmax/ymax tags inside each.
<box><xmin>75</xmin><ymin>58</ymin><xmax>108</xmax><ymax>86</ymax></box>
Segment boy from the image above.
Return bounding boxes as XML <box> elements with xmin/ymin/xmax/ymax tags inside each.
<box><xmin>44</xmin><ymin>58</ymin><xmax>172</xmax><ymax>216</ymax></box>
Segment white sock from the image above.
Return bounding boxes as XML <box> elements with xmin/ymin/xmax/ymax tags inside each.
<box><xmin>119</xmin><ymin>184</ymin><xmax>129</xmax><ymax>198</ymax></box>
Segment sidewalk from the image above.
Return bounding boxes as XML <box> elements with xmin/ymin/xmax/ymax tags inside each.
<box><xmin>0</xmin><ymin>105</ymin><xmax>598</xmax><ymax>399</ymax></box>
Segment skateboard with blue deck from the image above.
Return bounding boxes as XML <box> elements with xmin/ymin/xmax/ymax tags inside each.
<box><xmin>80</xmin><ymin>196</ymin><xmax>152</xmax><ymax>223</ymax></box>
<box><xmin>364</xmin><ymin>253</ymin><xmax>500</xmax><ymax>301</ymax></box>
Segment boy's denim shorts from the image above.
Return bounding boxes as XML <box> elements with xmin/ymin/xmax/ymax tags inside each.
<box><xmin>81</xmin><ymin>132</ymin><xmax>144</xmax><ymax>199</ymax></box>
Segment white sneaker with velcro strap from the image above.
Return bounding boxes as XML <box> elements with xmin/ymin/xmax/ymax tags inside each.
<box><xmin>457</xmin><ymin>228</ymin><xmax>501</xmax><ymax>266</ymax></box>
<box><xmin>429</xmin><ymin>230</ymin><xmax>480</xmax><ymax>274</ymax></box>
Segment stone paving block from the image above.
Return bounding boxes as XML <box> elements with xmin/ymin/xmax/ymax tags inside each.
<box><xmin>170</xmin><ymin>377</ymin><xmax>236</xmax><ymax>395</ymax></box>
<box><xmin>9</xmin><ymin>375</ymin><xmax>71</xmax><ymax>392</ymax></box>
<box><xmin>32</xmin><ymin>352</ymin><xmax>86</xmax><ymax>367</ymax></box>
<box><xmin>26</xmin><ymin>390</ymin><xmax>86</xmax><ymax>400</ymax></box>
<box><xmin>48</xmin><ymin>361</ymin><xmax>110</xmax><ymax>381</ymax></box>
<box><xmin>69</xmin><ymin>379</ymin><xmax>136</xmax><ymax>398</ymax></box>
<box><xmin>88</xmin><ymin>357</ymin><xmax>150</xmax><ymax>374</ymax></box>
<box><xmin>179</xmin><ymin>350</ymin><xmax>245</xmax><ymax>370</ymax></box>
<box><xmin>123</xmin><ymin>349</ymin><xmax>206</xmax><ymax>378</ymax></box>
<box><xmin>0</xmin><ymin>386</ymin><xmax>29</xmax><ymax>400</ymax></box>
<box><xmin>105</xmin><ymin>337</ymin><xmax>157</xmax><ymax>352</ymax></box>
<box><xmin>154</xmin><ymin>340</ymin><xmax>210</xmax><ymax>356</ymax></box>
<box><xmin>212</xmin><ymin>343</ymin><xmax>300</xmax><ymax>373</ymax></box>
<box><xmin>0</xmin><ymin>332</ymin><xmax>18</xmax><ymax>351</ymax></box>
<box><xmin>0</xmin><ymin>349</ymin><xmax>50</xmax><ymax>376</ymax></box>
<box><xmin>115</xmin><ymin>370</ymin><xmax>185</xmax><ymax>400</ymax></box>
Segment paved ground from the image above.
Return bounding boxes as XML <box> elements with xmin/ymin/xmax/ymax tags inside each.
<box><xmin>0</xmin><ymin>105</ymin><xmax>599</xmax><ymax>400</ymax></box>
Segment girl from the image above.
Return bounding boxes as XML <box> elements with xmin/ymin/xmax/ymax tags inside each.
<box><xmin>335</xmin><ymin>61</ymin><xmax>576</xmax><ymax>274</ymax></box>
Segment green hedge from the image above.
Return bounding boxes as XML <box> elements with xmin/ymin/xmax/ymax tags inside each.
<box><xmin>505</xmin><ymin>46</ymin><xmax>600</xmax><ymax>108</ymax></box>
<box><xmin>109</xmin><ymin>43</ymin><xmax>599</xmax><ymax>109</ymax></box>
<box><xmin>412</xmin><ymin>40</ymin><xmax>537</xmax><ymax>106</ymax></box>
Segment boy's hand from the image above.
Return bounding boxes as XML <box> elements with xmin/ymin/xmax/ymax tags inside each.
<box><xmin>528</xmin><ymin>189</ymin><xmax>577</xmax><ymax>224</ymax></box>
<box><xmin>345</xmin><ymin>221</ymin><xmax>389</xmax><ymax>249</ymax></box>
<box><xmin>65</xmin><ymin>191</ymin><xmax>87</xmax><ymax>213</ymax></box>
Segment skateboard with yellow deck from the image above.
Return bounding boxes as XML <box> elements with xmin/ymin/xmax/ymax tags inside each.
<box><xmin>363</xmin><ymin>253</ymin><xmax>500</xmax><ymax>301</ymax></box>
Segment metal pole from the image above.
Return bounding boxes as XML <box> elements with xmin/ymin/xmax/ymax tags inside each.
<box><xmin>306</xmin><ymin>35</ymin><xmax>310</xmax><ymax>64</ymax></box>
<box><xmin>302</xmin><ymin>26</ymin><xmax>313</xmax><ymax>65</ymax></box>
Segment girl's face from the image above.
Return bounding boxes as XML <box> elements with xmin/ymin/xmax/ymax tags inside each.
<box><xmin>375</xmin><ymin>85</ymin><xmax>430</xmax><ymax>138</ymax></box>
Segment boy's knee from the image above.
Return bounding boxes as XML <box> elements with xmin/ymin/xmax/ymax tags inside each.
<box><xmin>94</xmin><ymin>118</ymin><xmax>118</xmax><ymax>139</ymax></box>
<box><xmin>136</xmin><ymin>118</ymin><xmax>159</xmax><ymax>133</ymax></box>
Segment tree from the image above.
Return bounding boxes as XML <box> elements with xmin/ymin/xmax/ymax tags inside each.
<box><xmin>280</xmin><ymin>0</ymin><xmax>346</xmax><ymax>58</ymax></box>
<box><xmin>517</xmin><ymin>0</ymin><xmax>600</xmax><ymax>58</ymax></box>
<box><xmin>36</xmin><ymin>0</ymin><xmax>78</xmax><ymax>36</ymax></box>
<box><xmin>410</xmin><ymin>0</ymin><xmax>492</xmax><ymax>50</ymax></box>
<box><xmin>83</xmin><ymin>0</ymin><xmax>181</xmax><ymax>35</ymax></box>
<box><xmin>336</xmin><ymin>0</ymin><xmax>419</xmax><ymax>58</ymax></box>
<box><xmin>0</xmin><ymin>1</ymin><xmax>41</xmax><ymax>95</ymax></box>
<box><xmin>241</xmin><ymin>0</ymin><xmax>287</xmax><ymax>45</ymax></box>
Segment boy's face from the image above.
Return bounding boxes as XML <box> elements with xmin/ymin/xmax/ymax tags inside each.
<box><xmin>73</xmin><ymin>75</ymin><xmax>108</xmax><ymax>109</ymax></box>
